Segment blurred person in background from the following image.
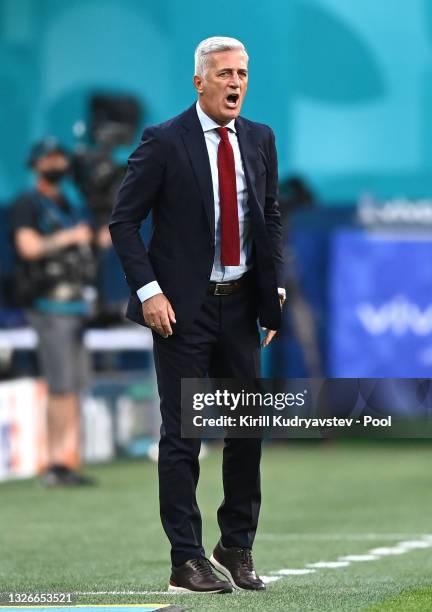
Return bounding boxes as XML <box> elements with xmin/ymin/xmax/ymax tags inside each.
<box><xmin>277</xmin><ymin>175</ymin><xmax>322</xmax><ymax>376</ymax></box>
<box><xmin>278</xmin><ymin>175</ymin><xmax>316</xmax><ymax>231</ymax></box>
<box><xmin>10</xmin><ymin>138</ymin><xmax>96</xmax><ymax>486</ymax></box>
<box><xmin>110</xmin><ymin>36</ymin><xmax>284</xmax><ymax>593</ymax></box>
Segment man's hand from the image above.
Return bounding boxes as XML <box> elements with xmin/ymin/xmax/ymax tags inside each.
<box><xmin>261</xmin><ymin>329</ymin><xmax>277</xmax><ymax>348</ymax></box>
<box><xmin>142</xmin><ymin>293</ymin><xmax>176</xmax><ymax>338</ymax></box>
<box><xmin>69</xmin><ymin>223</ymin><xmax>93</xmax><ymax>245</ymax></box>
<box><xmin>261</xmin><ymin>294</ymin><xmax>285</xmax><ymax>348</ymax></box>
<box><xmin>57</xmin><ymin>223</ymin><xmax>93</xmax><ymax>248</ymax></box>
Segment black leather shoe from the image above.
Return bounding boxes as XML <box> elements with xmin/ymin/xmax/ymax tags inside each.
<box><xmin>210</xmin><ymin>541</ymin><xmax>266</xmax><ymax>591</ymax></box>
<box><xmin>41</xmin><ymin>465</ymin><xmax>96</xmax><ymax>487</ymax></box>
<box><xmin>168</xmin><ymin>557</ymin><xmax>233</xmax><ymax>593</ymax></box>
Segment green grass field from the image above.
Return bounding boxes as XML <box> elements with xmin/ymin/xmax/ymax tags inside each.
<box><xmin>1</xmin><ymin>442</ymin><xmax>432</xmax><ymax>611</ymax></box>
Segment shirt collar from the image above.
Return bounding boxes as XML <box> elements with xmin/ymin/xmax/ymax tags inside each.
<box><xmin>195</xmin><ymin>101</ymin><xmax>236</xmax><ymax>134</ymax></box>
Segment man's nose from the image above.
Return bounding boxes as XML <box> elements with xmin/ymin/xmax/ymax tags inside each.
<box><xmin>228</xmin><ymin>73</ymin><xmax>241</xmax><ymax>88</ymax></box>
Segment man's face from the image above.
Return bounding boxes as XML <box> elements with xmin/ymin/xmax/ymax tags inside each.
<box><xmin>35</xmin><ymin>152</ymin><xmax>69</xmax><ymax>175</ymax></box>
<box><xmin>194</xmin><ymin>48</ymin><xmax>248</xmax><ymax>125</ymax></box>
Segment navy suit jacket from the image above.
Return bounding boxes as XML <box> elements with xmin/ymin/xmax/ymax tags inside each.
<box><xmin>109</xmin><ymin>103</ymin><xmax>284</xmax><ymax>332</ymax></box>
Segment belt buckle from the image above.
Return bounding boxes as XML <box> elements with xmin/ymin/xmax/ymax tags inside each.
<box><xmin>214</xmin><ymin>282</ymin><xmax>231</xmax><ymax>296</ymax></box>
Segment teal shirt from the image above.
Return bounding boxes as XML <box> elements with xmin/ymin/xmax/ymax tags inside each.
<box><xmin>35</xmin><ymin>298</ymin><xmax>90</xmax><ymax>316</ymax></box>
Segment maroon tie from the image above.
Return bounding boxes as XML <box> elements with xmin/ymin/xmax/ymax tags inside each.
<box><xmin>216</xmin><ymin>127</ymin><xmax>240</xmax><ymax>266</ymax></box>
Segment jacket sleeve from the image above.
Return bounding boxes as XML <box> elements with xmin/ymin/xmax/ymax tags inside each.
<box><xmin>264</xmin><ymin>128</ymin><xmax>285</xmax><ymax>288</ymax></box>
<box><xmin>109</xmin><ymin>127</ymin><xmax>165</xmax><ymax>292</ymax></box>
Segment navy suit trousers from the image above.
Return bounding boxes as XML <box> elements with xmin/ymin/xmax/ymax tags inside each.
<box><xmin>152</xmin><ymin>280</ymin><xmax>262</xmax><ymax>566</ymax></box>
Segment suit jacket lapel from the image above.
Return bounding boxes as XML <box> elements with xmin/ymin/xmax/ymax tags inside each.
<box><xmin>181</xmin><ymin>105</ymin><xmax>215</xmax><ymax>240</ymax></box>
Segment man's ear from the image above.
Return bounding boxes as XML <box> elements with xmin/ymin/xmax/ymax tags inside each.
<box><xmin>193</xmin><ymin>75</ymin><xmax>204</xmax><ymax>95</ymax></box>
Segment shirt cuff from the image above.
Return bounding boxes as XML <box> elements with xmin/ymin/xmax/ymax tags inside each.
<box><xmin>278</xmin><ymin>287</ymin><xmax>286</xmax><ymax>299</ymax></box>
<box><xmin>137</xmin><ymin>281</ymin><xmax>163</xmax><ymax>303</ymax></box>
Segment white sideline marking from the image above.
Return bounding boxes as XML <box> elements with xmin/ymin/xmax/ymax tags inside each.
<box><xmin>275</xmin><ymin>569</ymin><xmax>316</xmax><ymax>575</ymax></box>
<box><xmin>76</xmin><ymin>591</ymin><xmax>187</xmax><ymax>596</ymax></box>
<box><xmin>261</xmin><ymin>576</ymin><xmax>282</xmax><ymax>584</ymax></box>
<box><xmin>76</xmin><ymin>535</ymin><xmax>432</xmax><ymax>595</ymax></box>
<box><xmin>257</xmin><ymin>533</ymin><xmax>424</xmax><ymax>541</ymax></box>
<box><xmin>368</xmin><ymin>538</ymin><xmax>432</xmax><ymax>557</ymax></box>
<box><xmin>369</xmin><ymin>546</ymin><xmax>412</xmax><ymax>556</ymax></box>
<box><xmin>421</xmin><ymin>534</ymin><xmax>432</xmax><ymax>541</ymax></box>
<box><xmin>339</xmin><ymin>554</ymin><xmax>379</xmax><ymax>561</ymax></box>
<box><xmin>397</xmin><ymin>540</ymin><xmax>432</xmax><ymax>550</ymax></box>
<box><xmin>306</xmin><ymin>561</ymin><xmax>350</xmax><ymax>569</ymax></box>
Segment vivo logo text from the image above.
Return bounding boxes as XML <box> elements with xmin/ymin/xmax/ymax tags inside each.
<box><xmin>356</xmin><ymin>295</ymin><xmax>432</xmax><ymax>336</ymax></box>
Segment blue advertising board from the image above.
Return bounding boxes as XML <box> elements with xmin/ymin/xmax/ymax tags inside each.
<box><xmin>329</xmin><ymin>230</ymin><xmax>432</xmax><ymax>377</ymax></box>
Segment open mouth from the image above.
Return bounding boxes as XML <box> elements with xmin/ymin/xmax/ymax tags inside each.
<box><xmin>225</xmin><ymin>93</ymin><xmax>239</xmax><ymax>108</ymax></box>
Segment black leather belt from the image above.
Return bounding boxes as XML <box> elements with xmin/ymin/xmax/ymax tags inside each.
<box><xmin>207</xmin><ymin>276</ymin><xmax>248</xmax><ymax>296</ymax></box>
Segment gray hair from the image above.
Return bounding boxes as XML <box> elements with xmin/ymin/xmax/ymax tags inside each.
<box><xmin>194</xmin><ymin>36</ymin><xmax>248</xmax><ymax>77</ymax></box>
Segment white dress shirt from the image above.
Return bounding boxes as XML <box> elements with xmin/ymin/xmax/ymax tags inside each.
<box><xmin>197</xmin><ymin>100</ymin><xmax>253</xmax><ymax>282</ymax></box>
<box><xmin>137</xmin><ymin>101</ymin><xmax>285</xmax><ymax>303</ymax></box>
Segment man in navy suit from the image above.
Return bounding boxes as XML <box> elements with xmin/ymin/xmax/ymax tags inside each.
<box><xmin>110</xmin><ymin>36</ymin><xmax>285</xmax><ymax>594</ymax></box>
